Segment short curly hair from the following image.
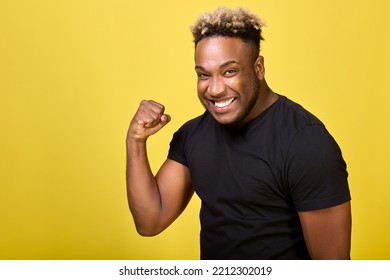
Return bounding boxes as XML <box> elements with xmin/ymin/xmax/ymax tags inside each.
<box><xmin>190</xmin><ymin>7</ymin><xmax>265</xmax><ymax>51</ymax></box>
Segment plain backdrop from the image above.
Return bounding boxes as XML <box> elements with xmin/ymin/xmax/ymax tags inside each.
<box><xmin>0</xmin><ymin>0</ymin><xmax>389</xmax><ymax>259</ymax></box>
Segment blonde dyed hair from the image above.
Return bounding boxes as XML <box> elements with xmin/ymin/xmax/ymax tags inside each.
<box><xmin>190</xmin><ymin>7</ymin><xmax>265</xmax><ymax>51</ymax></box>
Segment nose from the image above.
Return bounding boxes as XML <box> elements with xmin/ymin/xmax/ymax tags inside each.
<box><xmin>207</xmin><ymin>77</ymin><xmax>226</xmax><ymax>97</ymax></box>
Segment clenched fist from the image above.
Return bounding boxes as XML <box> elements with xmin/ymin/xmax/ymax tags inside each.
<box><xmin>127</xmin><ymin>100</ymin><xmax>171</xmax><ymax>142</ymax></box>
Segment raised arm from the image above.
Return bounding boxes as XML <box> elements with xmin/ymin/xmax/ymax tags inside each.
<box><xmin>298</xmin><ymin>201</ymin><xmax>352</xmax><ymax>259</ymax></box>
<box><xmin>126</xmin><ymin>100</ymin><xmax>193</xmax><ymax>236</ymax></box>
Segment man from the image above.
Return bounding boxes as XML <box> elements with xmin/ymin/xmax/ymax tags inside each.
<box><xmin>126</xmin><ymin>7</ymin><xmax>351</xmax><ymax>259</ymax></box>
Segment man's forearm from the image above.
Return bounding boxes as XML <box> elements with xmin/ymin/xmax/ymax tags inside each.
<box><xmin>126</xmin><ymin>139</ymin><xmax>164</xmax><ymax>236</ymax></box>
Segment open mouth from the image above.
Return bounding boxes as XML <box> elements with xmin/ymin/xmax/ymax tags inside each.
<box><xmin>213</xmin><ymin>98</ymin><xmax>236</xmax><ymax>109</ymax></box>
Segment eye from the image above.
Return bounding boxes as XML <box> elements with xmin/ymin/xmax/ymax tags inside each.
<box><xmin>196</xmin><ymin>72</ymin><xmax>209</xmax><ymax>80</ymax></box>
<box><xmin>224</xmin><ymin>69</ymin><xmax>238</xmax><ymax>76</ymax></box>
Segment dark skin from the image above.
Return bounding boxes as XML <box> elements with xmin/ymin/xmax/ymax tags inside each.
<box><xmin>126</xmin><ymin>36</ymin><xmax>351</xmax><ymax>259</ymax></box>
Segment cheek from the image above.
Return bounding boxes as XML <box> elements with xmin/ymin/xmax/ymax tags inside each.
<box><xmin>226</xmin><ymin>79</ymin><xmax>245</xmax><ymax>94</ymax></box>
<box><xmin>197</xmin><ymin>81</ymin><xmax>208</xmax><ymax>95</ymax></box>
<box><xmin>237</xmin><ymin>74</ymin><xmax>258</xmax><ymax>94</ymax></box>
<box><xmin>226</xmin><ymin>73</ymin><xmax>251</xmax><ymax>91</ymax></box>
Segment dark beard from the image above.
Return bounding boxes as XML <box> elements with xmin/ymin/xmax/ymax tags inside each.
<box><xmin>224</xmin><ymin>77</ymin><xmax>260</xmax><ymax>127</ymax></box>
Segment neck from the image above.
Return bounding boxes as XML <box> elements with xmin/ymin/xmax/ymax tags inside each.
<box><xmin>231</xmin><ymin>80</ymin><xmax>278</xmax><ymax>128</ymax></box>
<box><xmin>258</xmin><ymin>80</ymin><xmax>278</xmax><ymax>115</ymax></box>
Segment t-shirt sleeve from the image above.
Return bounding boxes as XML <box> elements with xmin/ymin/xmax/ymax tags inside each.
<box><xmin>167</xmin><ymin>126</ymin><xmax>188</xmax><ymax>167</ymax></box>
<box><xmin>286</xmin><ymin>124</ymin><xmax>351</xmax><ymax>211</ymax></box>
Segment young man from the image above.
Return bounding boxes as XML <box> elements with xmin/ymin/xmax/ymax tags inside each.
<box><xmin>126</xmin><ymin>7</ymin><xmax>351</xmax><ymax>259</ymax></box>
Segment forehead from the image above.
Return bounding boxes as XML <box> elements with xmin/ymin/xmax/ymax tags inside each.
<box><xmin>195</xmin><ymin>37</ymin><xmax>253</xmax><ymax>67</ymax></box>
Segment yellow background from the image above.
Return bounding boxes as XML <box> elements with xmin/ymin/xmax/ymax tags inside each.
<box><xmin>0</xmin><ymin>0</ymin><xmax>389</xmax><ymax>259</ymax></box>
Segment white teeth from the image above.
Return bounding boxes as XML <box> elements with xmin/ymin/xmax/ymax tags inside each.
<box><xmin>214</xmin><ymin>98</ymin><xmax>235</xmax><ymax>108</ymax></box>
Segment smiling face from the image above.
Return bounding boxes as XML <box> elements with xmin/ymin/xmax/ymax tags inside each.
<box><xmin>195</xmin><ymin>36</ymin><xmax>265</xmax><ymax>126</ymax></box>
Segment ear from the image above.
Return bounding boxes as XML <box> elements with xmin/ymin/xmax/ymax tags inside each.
<box><xmin>254</xmin><ymin>56</ymin><xmax>265</xmax><ymax>80</ymax></box>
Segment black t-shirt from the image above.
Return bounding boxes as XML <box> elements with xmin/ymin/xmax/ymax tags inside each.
<box><xmin>168</xmin><ymin>95</ymin><xmax>350</xmax><ymax>259</ymax></box>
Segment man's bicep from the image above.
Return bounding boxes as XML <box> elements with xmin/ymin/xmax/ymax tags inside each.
<box><xmin>287</xmin><ymin>125</ymin><xmax>350</xmax><ymax>210</ymax></box>
<box><xmin>155</xmin><ymin>159</ymin><xmax>194</xmax><ymax>225</ymax></box>
<box><xmin>298</xmin><ymin>201</ymin><xmax>352</xmax><ymax>259</ymax></box>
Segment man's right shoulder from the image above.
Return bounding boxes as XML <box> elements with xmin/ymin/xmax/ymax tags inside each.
<box><xmin>168</xmin><ymin>111</ymin><xmax>210</xmax><ymax>166</ymax></box>
<box><xmin>177</xmin><ymin>111</ymin><xmax>211</xmax><ymax>133</ymax></box>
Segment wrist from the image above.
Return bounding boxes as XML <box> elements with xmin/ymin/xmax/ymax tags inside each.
<box><xmin>126</xmin><ymin>137</ymin><xmax>148</xmax><ymax>160</ymax></box>
<box><xmin>126</xmin><ymin>135</ymin><xmax>147</xmax><ymax>146</ymax></box>
<box><xmin>126</xmin><ymin>129</ymin><xmax>148</xmax><ymax>143</ymax></box>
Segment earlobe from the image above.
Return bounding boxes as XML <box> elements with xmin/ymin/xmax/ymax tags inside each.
<box><xmin>255</xmin><ymin>56</ymin><xmax>265</xmax><ymax>79</ymax></box>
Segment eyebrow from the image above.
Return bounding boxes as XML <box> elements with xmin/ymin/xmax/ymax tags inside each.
<box><xmin>195</xmin><ymin>60</ymin><xmax>240</xmax><ymax>71</ymax></box>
